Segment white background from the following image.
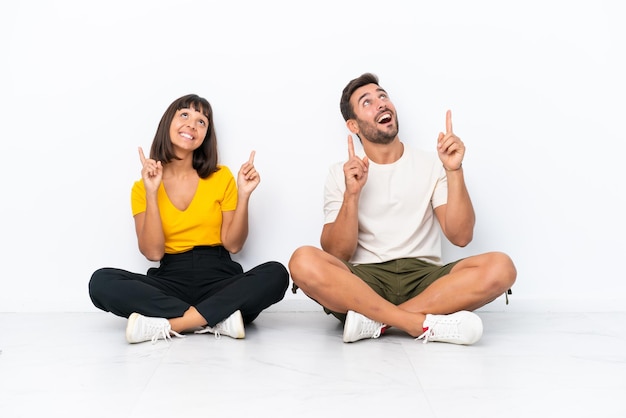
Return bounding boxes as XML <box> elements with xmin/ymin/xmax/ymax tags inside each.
<box><xmin>1</xmin><ymin>0</ymin><xmax>624</xmax><ymax>312</ymax></box>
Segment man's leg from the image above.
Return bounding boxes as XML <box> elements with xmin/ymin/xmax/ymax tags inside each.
<box><xmin>399</xmin><ymin>251</ymin><xmax>517</xmax><ymax>315</ymax></box>
<box><xmin>289</xmin><ymin>246</ymin><xmax>427</xmax><ymax>337</ymax></box>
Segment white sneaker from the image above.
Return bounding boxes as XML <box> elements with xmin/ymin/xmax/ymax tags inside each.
<box><xmin>126</xmin><ymin>313</ymin><xmax>183</xmax><ymax>344</ymax></box>
<box><xmin>416</xmin><ymin>311</ymin><xmax>483</xmax><ymax>345</ymax></box>
<box><xmin>195</xmin><ymin>310</ymin><xmax>245</xmax><ymax>339</ymax></box>
<box><xmin>343</xmin><ymin>310</ymin><xmax>387</xmax><ymax>343</ymax></box>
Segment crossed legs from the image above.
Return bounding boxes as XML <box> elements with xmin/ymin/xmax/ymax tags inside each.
<box><xmin>288</xmin><ymin>246</ymin><xmax>517</xmax><ymax>337</ymax></box>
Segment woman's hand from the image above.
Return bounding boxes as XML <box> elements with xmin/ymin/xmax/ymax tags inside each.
<box><xmin>138</xmin><ymin>147</ymin><xmax>162</xmax><ymax>194</ymax></box>
<box><xmin>237</xmin><ymin>150</ymin><xmax>260</xmax><ymax>197</ymax></box>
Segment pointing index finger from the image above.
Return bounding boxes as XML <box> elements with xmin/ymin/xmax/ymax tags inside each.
<box><xmin>138</xmin><ymin>147</ymin><xmax>147</xmax><ymax>165</ymax></box>
<box><xmin>248</xmin><ymin>150</ymin><xmax>256</xmax><ymax>164</ymax></box>
<box><xmin>446</xmin><ymin>110</ymin><xmax>453</xmax><ymax>134</ymax></box>
<box><xmin>347</xmin><ymin>135</ymin><xmax>355</xmax><ymax>158</ymax></box>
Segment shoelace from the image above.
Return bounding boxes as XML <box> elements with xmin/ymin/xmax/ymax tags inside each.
<box><xmin>416</xmin><ymin>318</ymin><xmax>457</xmax><ymax>344</ymax></box>
<box><xmin>416</xmin><ymin>326</ymin><xmax>434</xmax><ymax>344</ymax></box>
<box><xmin>150</xmin><ymin>328</ymin><xmax>183</xmax><ymax>344</ymax></box>
<box><xmin>194</xmin><ymin>326</ymin><xmax>221</xmax><ymax>339</ymax></box>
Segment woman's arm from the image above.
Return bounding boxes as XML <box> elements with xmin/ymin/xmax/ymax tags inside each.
<box><xmin>221</xmin><ymin>152</ymin><xmax>258</xmax><ymax>253</ymax></box>
<box><xmin>135</xmin><ymin>147</ymin><xmax>166</xmax><ymax>261</ymax></box>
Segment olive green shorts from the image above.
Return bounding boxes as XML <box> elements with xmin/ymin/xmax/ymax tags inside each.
<box><xmin>324</xmin><ymin>257</ymin><xmax>462</xmax><ymax>322</ymax></box>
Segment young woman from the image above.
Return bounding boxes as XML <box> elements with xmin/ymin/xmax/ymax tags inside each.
<box><xmin>89</xmin><ymin>94</ymin><xmax>289</xmax><ymax>344</ymax></box>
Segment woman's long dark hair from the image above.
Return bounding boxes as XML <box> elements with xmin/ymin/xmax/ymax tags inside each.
<box><xmin>150</xmin><ymin>94</ymin><xmax>219</xmax><ymax>178</ymax></box>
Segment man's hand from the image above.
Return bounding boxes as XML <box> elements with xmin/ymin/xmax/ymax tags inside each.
<box><xmin>437</xmin><ymin>110</ymin><xmax>465</xmax><ymax>171</ymax></box>
<box><xmin>343</xmin><ymin>135</ymin><xmax>369</xmax><ymax>194</ymax></box>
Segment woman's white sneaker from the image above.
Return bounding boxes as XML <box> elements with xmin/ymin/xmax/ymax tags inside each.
<box><xmin>195</xmin><ymin>310</ymin><xmax>245</xmax><ymax>339</ymax></box>
<box><xmin>125</xmin><ymin>313</ymin><xmax>183</xmax><ymax>344</ymax></box>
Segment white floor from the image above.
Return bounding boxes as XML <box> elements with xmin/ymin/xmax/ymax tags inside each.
<box><xmin>1</xmin><ymin>305</ymin><xmax>625</xmax><ymax>418</ymax></box>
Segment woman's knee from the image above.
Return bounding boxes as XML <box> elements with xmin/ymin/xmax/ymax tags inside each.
<box><xmin>88</xmin><ymin>268</ymin><xmax>116</xmax><ymax>308</ymax></box>
<box><xmin>257</xmin><ymin>260</ymin><xmax>288</xmax><ymax>277</ymax></box>
<box><xmin>254</xmin><ymin>261</ymin><xmax>290</xmax><ymax>291</ymax></box>
<box><xmin>269</xmin><ymin>261</ymin><xmax>290</xmax><ymax>284</ymax></box>
<box><xmin>89</xmin><ymin>267</ymin><xmax>132</xmax><ymax>301</ymax></box>
<box><xmin>88</xmin><ymin>267</ymin><xmax>112</xmax><ymax>296</ymax></box>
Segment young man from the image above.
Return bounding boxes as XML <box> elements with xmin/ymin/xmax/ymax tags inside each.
<box><xmin>289</xmin><ymin>73</ymin><xmax>516</xmax><ymax>345</ymax></box>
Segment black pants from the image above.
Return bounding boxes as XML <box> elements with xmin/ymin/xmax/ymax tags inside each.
<box><xmin>89</xmin><ymin>246</ymin><xmax>289</xmax><ymax>327</ymax></box>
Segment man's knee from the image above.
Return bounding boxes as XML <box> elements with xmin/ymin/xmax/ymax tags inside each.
<box><xmin>485</xmin><ymin>252</ymin><xmax>517</xmax><ymax>292</ymax></box>
<box><xmin>288</xmin><ymin>246</ymin><xmax>319</xmax><ymax>276</ymax></box>
<box><xmin>496</xmin><ymin>252</ymin><xmax>517</xmax><ymax>284</ymax></box>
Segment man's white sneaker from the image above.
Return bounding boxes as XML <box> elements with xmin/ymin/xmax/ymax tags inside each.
<box><xmin>126</xmin><ymin>312</ymin><xmax>183</xmax><ymax>344</ymax></box>
<box><xmin>195</xmin><ymin>310</ymin><xmax>245</xmax><ymax>339</ymax></box>
<box><xmin>343</xmin><ymin>310</ymin><xmax>387</xmax><ymax>343</ymax></box>
<box><xmin>416</xmin><ymin>311</ymin><xmax>483</xmax><ymax>345</ymax></box>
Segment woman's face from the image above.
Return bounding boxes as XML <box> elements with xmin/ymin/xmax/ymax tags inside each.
<box><xmin>169</xmin><ymin>106</ymin><xmax>209</xmax><ymax>153</ymax></box>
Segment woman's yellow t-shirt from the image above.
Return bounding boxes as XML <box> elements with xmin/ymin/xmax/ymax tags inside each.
<box><xmin>131</xmin><ymin>166</ymin><xmax>237</xmax><ymax>254</ymax></box>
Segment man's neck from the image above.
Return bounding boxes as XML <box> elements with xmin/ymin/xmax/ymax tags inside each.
<box><xmin>362</xmin><ymin>138</ymin><xmax>404</xmax><ymax>164</ymax></box>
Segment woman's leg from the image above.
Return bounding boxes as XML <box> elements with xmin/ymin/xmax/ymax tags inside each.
<box><xmin>88</xmin><ymin>267</ymin><xmax>190</xmax><ymax>319</ymax></box>
<box><xmin>195</xmin><ymin>261</ymin><xmax>289</xmax><ymax>326</ymax></box>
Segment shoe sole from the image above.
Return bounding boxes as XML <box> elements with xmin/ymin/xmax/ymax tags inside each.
<box><xmin>125</xmin><ymin>312</ymin><xmax>141</xmax><ymax>343</ymax></box>
<box><xmin>342</xmin><ymin>311</ymin><xmax>358</xmax><ymax>343</ymax></box>
<box><xmin>231</xmin><ymin>310</ymin><xmax>245</xmax><ymax>339</ymax></box>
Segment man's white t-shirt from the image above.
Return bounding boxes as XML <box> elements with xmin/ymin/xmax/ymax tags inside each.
<box><xmin>324</xmin><ymin>143</ymin><xmax>448</xmax><ymax>266</ymax></box>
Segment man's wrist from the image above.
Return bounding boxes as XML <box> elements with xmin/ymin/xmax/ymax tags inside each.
<box><xmin>444</xmin><ymin>163</ymin><xmax>462</xmax><ymax>172</ymax></box>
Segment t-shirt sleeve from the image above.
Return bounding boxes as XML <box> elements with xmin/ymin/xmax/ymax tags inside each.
<box><xmin>219</xmin><ymin>166</ymin><xmax>238</xmax><ymax>212</ymax></box>
<box><xmin>130</xmin><ymin>179</ymin><xmax>146</xmax><ymax>216</ymax></box>
<box><xmin>323</xmin><ymin>162</ymin><xmax>345</xmax><ymax>224</ymax></box>
<box><xmin>431</xmin><ymin>166</ymin><xmax>448</xmax><ymax>209</ymax></box>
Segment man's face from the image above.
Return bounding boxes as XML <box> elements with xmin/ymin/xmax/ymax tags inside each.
<box><xmin>350</xmin><ymin>83</ymin><xmax>398</xmax><ymax>144</ymax></box>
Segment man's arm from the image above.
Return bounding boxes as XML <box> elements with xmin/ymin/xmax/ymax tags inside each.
<box><xmin>434</xmin><ymin>110</ymin><xmax>475</xmax><ymax>247</ymax></box>
<box><xmin>321</xmin><ymin>136</ymin><xmax>369</xmax><ymax>261</ymax></box>
<box><xmin>434</xmin><ymin>167</ymin><xmax>475</xmax><ymax>247</ymax></box>
<box><xmin>320</xmin><ymin>193</ymin><xmax>360</xmax><ymax>261</ymax></box>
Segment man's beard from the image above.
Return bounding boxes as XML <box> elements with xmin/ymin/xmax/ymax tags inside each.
<box><xmin>356</xmin><ymin>116</ymin><xmax>399</xmax><ymax>145</ymax></box>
